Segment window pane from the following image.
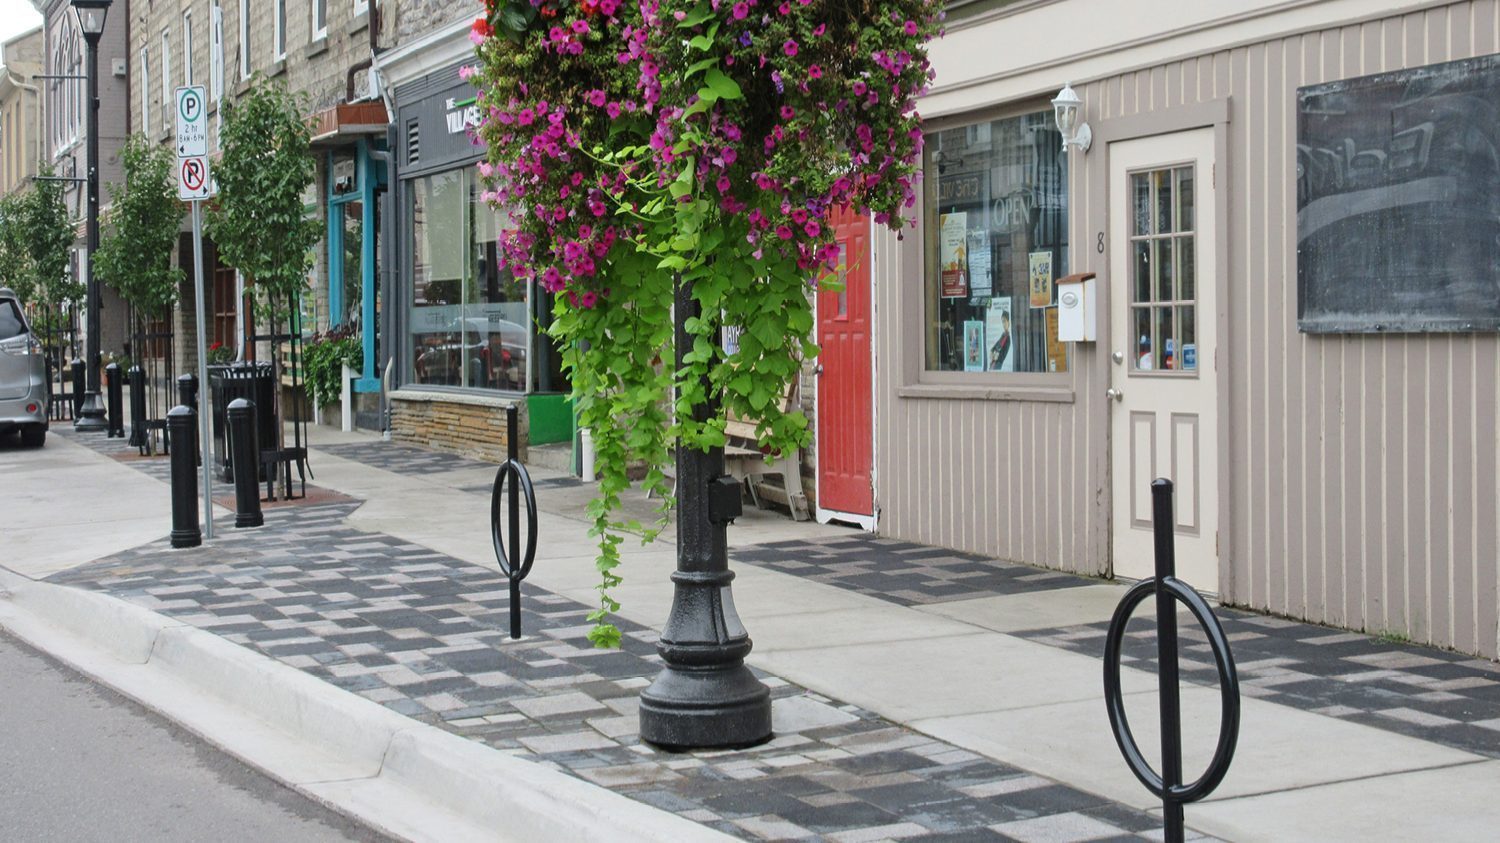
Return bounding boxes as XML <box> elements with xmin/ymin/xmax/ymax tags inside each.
<box><xmin>1154</xmin><ymin>169</ymin><xmax>1173</xmax><ymax>234</ymax></box>
<box><xmin>468</xmin><ymin>168</ymin><xmax>527</xmax><ymax>391</ymax></box>
<box><xmin>410</xmin><ymin>171</ymin><xmax>464</xmax><ymax>387</ymax></box>
<box><xmin>1133</xmin><ymin>307</ymin><xmax>1152</xmax><ymax>371</ymax></box>
<box><xmin>1132</xmin><ymin>172</ymin><xmax>1151</xmax><ymax>237</ymax></box>
<box><xmin>1178</xmin><ymin>236</ymin><xmax>1195</xmax><ymax>302</ymax></box>
<box><xmin>1179</xmin><ymin>306</ymin><xmax>1197</xmax><ymax>371</ymax></box>
<box><xmin>923</xmin><ymin>110</ymin><xmax>1067</xmax><ymax>373</ymax></box>
<box><xmin>1177</xmin><ymin>166</ymin><xmax>1195</xmax><ymax>232</ymax></box>
<box><xmin>341</xmin><ymin>202</ymin><xmax>361</xmax><ymax>327</ymax></box>
<box><xmin>1155</xmin><ymin>306</ymin><xmax>1175</xmax><ymax>370</ymax></box>
<box><xmin>1132</xmin><ymin>240</ymin><xmax>1151</xmax><ymax>304</ymax></box>
<box><xmin>0</xmin><ymin>300</ymin><xmax>25</xmax><ymax>340</ymax></box>
<box><xmin>1155</xmin><ymin>238</ymin><xmax>1173</xmax><ymax>303</ymax></box>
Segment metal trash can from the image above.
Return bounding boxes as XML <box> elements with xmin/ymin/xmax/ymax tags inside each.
<box><xmin>210</xmin><ymin>362</ymin><xmax>276</xmax><ymax>482</ymax></box>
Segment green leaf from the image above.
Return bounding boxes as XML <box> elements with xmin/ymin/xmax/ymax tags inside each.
<box><xmin>703</xmin><ymin>69</ymin><xmax>743</xmax><ymax>102</ymax></box>
<box><xmin>685</xmin><ymin>56</ymin><xmax>719</xmax><ymax>77</ymax></box>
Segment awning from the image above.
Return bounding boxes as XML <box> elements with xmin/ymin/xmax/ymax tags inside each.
<box><xmin>308</xmin><ymin>101</ymin><xmax>390</xmax><ymax>147</ymax></box>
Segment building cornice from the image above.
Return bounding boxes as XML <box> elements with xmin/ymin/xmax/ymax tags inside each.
<box><xmin>376</xmin><ymin>17</ymin><xmax>474</xmax><ymax>88</ymax></box>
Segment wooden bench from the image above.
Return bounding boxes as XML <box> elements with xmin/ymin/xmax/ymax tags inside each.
<box><xmin>655</xmin><ymin>376</ymin><xmax>812</xmax><ymax>521</ymax></box>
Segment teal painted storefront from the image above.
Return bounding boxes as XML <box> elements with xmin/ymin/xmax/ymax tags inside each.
<box><xmin>326</xmin><ymin>139</ymin><xmax>385</xmax><ymax>394</ymax></box>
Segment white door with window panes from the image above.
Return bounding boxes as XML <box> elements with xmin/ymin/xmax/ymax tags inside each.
<box><xmin>1108</xmin><ymin>129</ymin><xmax>1218</xmax><ymax>592</ymax></box>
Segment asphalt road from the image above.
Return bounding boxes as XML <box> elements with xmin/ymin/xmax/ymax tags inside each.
<box><xmin>0</xmin><ymin>629</ymin><xmax>388</xmax><ymax>842</ymax></box>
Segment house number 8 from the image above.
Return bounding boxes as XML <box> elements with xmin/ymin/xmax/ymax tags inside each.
<box><xmin>1096</xmin><ymin>232</ymin><xmax>1105</xmax><ymax>253</ymax></box>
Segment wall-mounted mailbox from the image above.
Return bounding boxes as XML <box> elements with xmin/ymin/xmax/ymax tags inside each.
<box><xmin>1057</xmin><ymin>272</ymin><xmax>1097</xmax><ymax>342</ymax></box>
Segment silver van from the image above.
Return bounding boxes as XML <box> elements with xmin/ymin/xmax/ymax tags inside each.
<box><xmin>0</xmin><ymin>287</ymin><xmax>48</xmax><ymax>447</ymax></box>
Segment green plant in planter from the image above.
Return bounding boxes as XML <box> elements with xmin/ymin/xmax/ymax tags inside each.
<box><xmin>303</xmin><ymin>327</ymin><xmax>363</xmax><ymax>409</ymax></box>
<box><xmin>473</xmin><ymin>0</ymin><xmax>941</xmax><ymax>646</ymax></box>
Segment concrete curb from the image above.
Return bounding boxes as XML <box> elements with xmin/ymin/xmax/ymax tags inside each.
<box><xmin>0</xmin><ymin>569</ymin><xmax>732</xmax><ymax>843</ymax></box>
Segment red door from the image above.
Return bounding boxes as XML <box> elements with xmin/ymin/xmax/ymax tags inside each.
<box><xmin>815</xmin><ymin>208</ymin><xmax>874</xmax><ymax>519</ymax></box>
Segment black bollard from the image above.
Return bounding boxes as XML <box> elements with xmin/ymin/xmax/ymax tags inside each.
<box><xmin>177</xmin><ymin>372</ymin><xmax>198</xmax><ymax>414</ymax></box>
<box><xmin>105</xmin><ymin>362</ymin><xmax>124</xmax><ymax>437</ymax></box>
<box><xmin>127</xmin><ymin>365</ymin><xmax>146</xmax><ymax>449</ymax></box>
<box><xmin>70</xmin><ymin>358</ymin><xmax>84</xmax><ymax>416</ymax></box>
<box><xmin>168</xmin><ymin>404</ymin><xmax>202</xmax><ymax>548</ymax></box>
<box><xmin>227</xmin><ymin>398</ymin><xmax>263</xmax><ymax>528</ymax></box>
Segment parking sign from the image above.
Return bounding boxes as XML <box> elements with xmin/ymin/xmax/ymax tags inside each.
<box><xmin>175</xmin><ymin>86</ymin><xmax>208</xmax><ymax>158</ymax></box>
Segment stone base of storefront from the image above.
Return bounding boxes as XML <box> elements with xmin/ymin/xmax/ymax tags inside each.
<box><xmin>390</xmin><ymin>389</ymin><xmax>527</xmax><ymax>464</ymax></box>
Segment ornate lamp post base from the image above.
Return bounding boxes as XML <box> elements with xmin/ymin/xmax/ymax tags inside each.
<box><xmin>74</xmin><ymin>391</ymin><xmax>109</xmax><ymax>431</ymax></box>
<box><xmin>638</xmin><ymin>568</ymin><xmax>772</xmax><ymax>750</ymax></box>
<box><xmin>638</xmin><ymin>279</ymin><xmax>772</xmax><ymax>751</ymax></box>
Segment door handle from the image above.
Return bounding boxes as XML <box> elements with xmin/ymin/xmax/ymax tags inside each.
<box><xmin>813</xmin><ymin>364</ymin><xmax>825</xmax><ymax>376</ymax></box>
<box><xmin>1105</xmin><ymin>388</ymin><xmax>1123</xmax><ymax>402</ymax></box>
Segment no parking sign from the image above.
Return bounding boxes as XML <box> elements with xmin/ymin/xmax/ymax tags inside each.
<box><xmin>178</xmin><ymin>156</ymin><xmax>211</xmax><ymax>201</ymax></box>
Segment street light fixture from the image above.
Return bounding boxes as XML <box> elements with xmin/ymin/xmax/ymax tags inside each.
<box><xmin>72</xmin><ymin>0</ymin><xmax>113</xmax><ymax>431</ymax></box>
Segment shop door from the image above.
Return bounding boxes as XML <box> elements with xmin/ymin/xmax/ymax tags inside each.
<box><xmin>815</xmin><ymin>208</ymin><xmax>874</xmax><ymax>525</ymax></box>
<box><xmin>1108</xmin><ymin>129</ymin><xmax>1219</xmax><ymax>592</ymax></box>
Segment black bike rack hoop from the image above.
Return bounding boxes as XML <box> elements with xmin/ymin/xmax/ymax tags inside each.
<box><xmin>1102</xmin><ymin>478</ymin><xmax>1240</xmax><ymax>843</ymax></box>
<box><xmin>490</xmin><ymin>404</ymin><xmax>538</xmax><ymax>639</ymax></box>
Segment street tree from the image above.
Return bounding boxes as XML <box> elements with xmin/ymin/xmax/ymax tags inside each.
<box><xmin>25</xmin><ymin>169</ymin><xmax>82</xmax><ymax>310</ymax></box>
<box><xmin>0</xmin><ymin>193</ymin><xmax>33</xmax><ymax>303</ymax></box>
<box><xmin>206</xmin><ymin>79</ymin><xmax>322</xmax><ymax>489</ymax></box>
<box><xmin>95</xmin><ymin>134</ymin><xmax>184</xmax><ymax>350</ymax></box>
<box><xmin>207</xmin><ymin>79</ymin><xmax>320</xmax><ymax>319</ymax></box>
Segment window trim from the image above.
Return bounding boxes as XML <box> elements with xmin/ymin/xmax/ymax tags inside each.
<box><xmin>139</xmin><ymin>47</ymin><xmax>150</xmax><ymax>132</ymax></box>
<box><xmin>182</xmin><ymin>10</ymin><xmax>193</xmax><ymax>86</ymax></box>
<box><xmin>238</xmin><ymin>0</ymin><xmax>251</xmax><ymax>80</ymax></box>
<box><xmin>313</xmin><ymin>0</ymin><xmax>328</xmax><ymax>42</ymax></box>
<box><xmin>273</xmin><ymin>0</ymin><xmax>287</xmax><ymax>62</ymax></box>
<box><xmin>210</xmin><ymin>2</ymin><xmax>224</xmax><ymax>103</ymax></box>
<box><xmin>160</xmin><ymin>28</ymin><xmax>172</xmax><ymax>131</ymax></box>
<box><xmin>901</xmin><ymin>98</ymin><xmax>1077</xmax><ymax>400</ymax></box>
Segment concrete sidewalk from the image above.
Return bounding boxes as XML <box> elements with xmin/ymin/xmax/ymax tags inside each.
<box><xmin>6</xmin><ymin>427</ymin><xmax>1500</xmax><ymax>841</ymax></box>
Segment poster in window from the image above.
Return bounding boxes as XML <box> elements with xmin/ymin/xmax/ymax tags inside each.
<box><xmin>940</xmin><ymin>212</ymin><xmax>969</xmax><ymax>298</ymax></box>
<box><xmin>985</xmin><ymin>297</ymin><xmax>1013</xmax><ymax>372</ymax></box>
<box><xmin>966</xmin><ymin>229</ymin><xmax>992</xmax><ymax>299</ymax></box>
<box><xmin>1028</xmin><ymin>251</ymin><xmax>1053</xmax><ymax>309</ymax></box>
<box><xmin>1045</xmin><ymin>307</ymin><xmax>1067</xmax><ymax>372</ymax></box>
<box><xmin>963</xmin><ymin>320</ymin><xmax>985</xmax><ymax>371</ymax></box>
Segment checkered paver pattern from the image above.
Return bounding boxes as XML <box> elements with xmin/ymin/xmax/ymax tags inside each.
<box><xmin>732</xmin><ymin>536</ymin><xmax>1096</xmax><ymax>606</ymax></box>
<box><xmin>1015</xmin><ymin>612</ymin><xmax>1500</xmax><ymax>759</ymax></box>
<box><xmin>48</xmin><ymin>501</ymin><xmax>1168</xmax><ymax>842</ymax></box>
<box><xmin>318</xmin><ymin>441</ymin><xmax>492</xmax><ymax>476</ymax></box>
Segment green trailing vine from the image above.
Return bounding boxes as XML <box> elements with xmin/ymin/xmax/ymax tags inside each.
<box><xmin>472</xmin><ymin>0</ymin><xmax>941</xmax><ymax>646</ymax></box>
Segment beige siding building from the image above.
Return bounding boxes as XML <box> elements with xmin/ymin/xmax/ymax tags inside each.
<box><xmin>863</xmin><ymin>0</ymin><xmax>1500</xmax><ymax>658</ymax></box>
<box><xmin>1</xmin><ymin>27</ymin><xmax>43</xmax><ymax>198</ymax></box>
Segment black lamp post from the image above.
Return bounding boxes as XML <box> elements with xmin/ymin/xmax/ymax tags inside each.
<box><xmin>637</xmin><ymin>279</ymin><xmax>772</xmax><ymax>750</ymax></box>
<box><xmin>72</xmin><ymin>0</ymin><xmax>112</xmax><ymax>432</ymax></box>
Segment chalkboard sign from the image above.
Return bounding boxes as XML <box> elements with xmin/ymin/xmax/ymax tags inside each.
<box><xmin>1296</xmin><ymin>54</ymin><xmax>1500</xmax><ymax>333</ymax></box>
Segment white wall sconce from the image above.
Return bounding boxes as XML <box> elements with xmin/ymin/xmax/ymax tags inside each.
<box><xmin>1052</xmin><ymin>83</ymin><xmax>1092</xmax><ymax>154</ymax></box>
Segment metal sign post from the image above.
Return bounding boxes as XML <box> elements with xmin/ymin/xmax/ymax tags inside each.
<box><xmin>177</xmin><ymin>85</ymin><xmax>214</xmax><ymax>539</ymax></box>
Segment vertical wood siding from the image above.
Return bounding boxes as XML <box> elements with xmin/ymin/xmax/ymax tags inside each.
<box><xmin>880</xmin><ymin>0</ymin><xmax>1500</xmax><ymax>657</ymax></box>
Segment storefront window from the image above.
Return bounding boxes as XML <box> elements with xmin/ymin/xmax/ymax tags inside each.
<box><xmin>924</xmin><ymin>110</ymin><xmax>1069</xmax><ymax>373</ymax></box>
<box><xmin>410</xmin><ymin>166</ymin><xmax>528</xmax><ymax>390</ymax></box>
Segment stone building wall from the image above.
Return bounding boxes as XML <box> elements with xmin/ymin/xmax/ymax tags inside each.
<box><xmin>390</xmin><ymin>391</ymin><xmax>526</xmax><ymax>464</ymax></box>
